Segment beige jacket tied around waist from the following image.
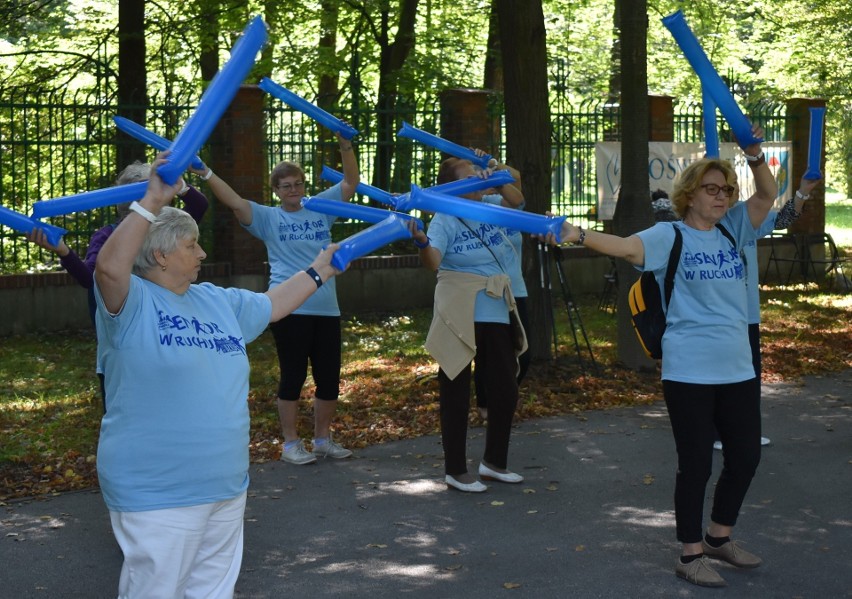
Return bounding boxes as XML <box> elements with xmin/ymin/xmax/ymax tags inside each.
<box><xmin>425</xmin><ymin>269</ymin><xmax>528</xmax><ymax>381</ymax></box>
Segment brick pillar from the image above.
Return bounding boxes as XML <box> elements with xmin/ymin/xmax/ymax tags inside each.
<box><xmin>208</xmin><ymin>85</ymin><xmax>267</xmax><ymax>275</ymax></box>
<box><xmin>439</xmin><ymin>88</ymin><xmax>501</xmax><ymax>157</ymax></box>
<box><xmin>648</xmin><ymin>95</ymin><xmax>674</xmax><ymax>141</ymax></box>
<box><xmin>786</xmin><ymin>98</ymin><xmax>827</xmax><ymax>234</ymax></box>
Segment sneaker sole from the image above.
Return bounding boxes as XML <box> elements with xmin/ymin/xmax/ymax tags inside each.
<box><xmin>676</xmin><ymin>569</ymin><xmax>727</xmax><ymax>587</ymax></box>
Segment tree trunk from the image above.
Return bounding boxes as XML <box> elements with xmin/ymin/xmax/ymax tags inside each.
<box><xmin>317</xmin><ymin>2</ymin><xmax>341</xmax><ymax>179</ymax></box>
<box><xmin>197</xmin><ymin>0</ymin><xmax>220</xmax><ymax>84</ymax></box>
<box><xmin>117</xmin><ymin>0</ymin><xmax>147</xmax><ymax>169</ymax></box>
<box><xmin>613</xmin><ymin>0</ymin><xmax>655</xmax><ymax>370</ymax></box>
<box><xmin>495</xmin><ymin>0</ymin><xmax>552</xmax><ymax>361</ymax></box>
<box><xmin>484</xmin><ymin>1</ymin><xmax>503</xmax><ymax>91</ymax></box>
<box><xmin>371</xmin><ymin>0</ymin><xmax>419</xmax><ymax>192</ymax></box>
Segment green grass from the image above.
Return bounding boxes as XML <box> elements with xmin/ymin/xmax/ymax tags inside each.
<box><xmin>826</xmin><ymin>199</ymin><xmax>852</xmax><ymax>249</ymax></box>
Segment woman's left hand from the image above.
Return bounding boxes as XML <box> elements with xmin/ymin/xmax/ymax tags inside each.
<box><xmin>742</xmin><ymin>124</ymin><xmax>765</xmax><ymax>158</ymax></box>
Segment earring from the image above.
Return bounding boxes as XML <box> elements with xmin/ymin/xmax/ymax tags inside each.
<box><xmin>161</xmin><ymin>264</ymin><xmax>167</xmax><ymax>271</ymax></box>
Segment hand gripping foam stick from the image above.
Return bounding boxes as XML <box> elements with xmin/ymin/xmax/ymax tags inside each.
<box><xmin>404</xmin><ymin>185</ymin><xmax>566</xmax><ymax>242</ymax></box>
<box><xmin>397</xmin><ymin>121</ymin><xmax>492</xmax><ymax>169</ymax></box>
<box><xmin>804</xmin><ymin>106</ymin><xmax>826</xmax><ymax>180</ymax></box>
<box><xmin>31</xmin><ymin>182</ymin><xmax>148</xmax><ymax>219</ymax></box>
<box><xmin>114</xmin><ymin>116</ymin><xmax>205</xmax><ymax>170</ymax></box>
<box><xmin>320</xmin><ymin>166</ymin><xmax>396</xmax><ymax>207</ymax></box>
<box><xmin>393</xmin><ymin>170</ymin><xmax>516</xmax><ymax>213</ymax></box>
<box><xmin>301</xmin><ymin>196</ymin><xmax>423</xmax><ymax>230</ymax></box>
<box><xmin>330</xmin><ymin>214</ymin><xmax>412</xmax><ymax>271</ymax></box>
<box><xmin>259</xmin><ymin>78</ymin><xmax>359</xmax><ymax>140</ymax></box>
<box><xmin>662</xmin><ymin>10</ymin><xmax>761</xmax><ymax>149</ymax></box>
<box><xmin>0</xmin><ymin>205</ymin><xmax>67</xmax><ymax>247</ymax></box>
<box><xmin>157</xmin><ymin>16</ymin><xmax>268</xmax><ymax>184</ymax></box>
<box><xmin>702</xmin><ymin>87</ymin><xmax>720</xmax><ymax>158</ymax></box>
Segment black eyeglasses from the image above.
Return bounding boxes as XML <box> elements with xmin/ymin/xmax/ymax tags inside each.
<box><xmin>700</xmin><ymin>183</ymin><xmax>736</xmax><ymax>197</ymax></box>
<box><xmin>277</xmin><ymin>180</ymin><xmax>304</xmax><ymax>193</ymax></box>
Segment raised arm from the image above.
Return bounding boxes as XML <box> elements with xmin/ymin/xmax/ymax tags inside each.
<box><xmin>177</xmin><ymin>184</ymin><xmax>209</xmax><ymax>223</ymax></box>
<box><xmin>774</xmin><ymin>175</ymin><xmax>821</xmax><ymax>230</ymax></box>
<box><xmin>95</xmin><ymin>154</ymin><xmax>184</xmax><ymax>313</ymax></box>
<box><xmin>741</xmin><ymin>124</ymin><xmax>778</xmax><ymax>229</ymax></box>
<box><xmin>265</xmin><ymin>244</ymin><xmax>342</xmax><ymax>322</ymax></box>
<box><xmin>188</xmin><ymin>163</ymin><xmax>253</xmax><ymax>226</ymax></box>
<box><xmin>337</xmin><ymin>131</ymin><xmax>360</xmax><ymax>202</ymax></box>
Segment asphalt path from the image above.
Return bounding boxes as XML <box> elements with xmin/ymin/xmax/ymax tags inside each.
<box><xmin>2</xmin><ymin>370</ymin><xmax>850</xmax><ymax>598</ymax></box>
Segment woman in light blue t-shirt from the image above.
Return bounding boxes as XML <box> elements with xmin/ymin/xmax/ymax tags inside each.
<box><xmin>547</xmin><ymin>125</ymin><xmax>779</xmax><ymax>589</ymax></box>
<box><xmin>94</xmin><ymin>154</ymin><xmax>341</xmax><ymax>599</ymax></box>
<box><xmin>202</xmin><ymin>132</ymin><xmax>360</xmax><ymax>465</ymax></box>
<box><xmin>411</xmin><ymin>154</ymin><xmax>526</xmax><ymax>494</ymax></box>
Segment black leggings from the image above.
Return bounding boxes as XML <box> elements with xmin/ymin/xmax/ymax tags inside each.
<box><xmin>438</xmin><ymin>322</ymin><xmax>519</xmax><ymax>476</ymax></box>
<box><xmin>270</xmin><ymin>314</ymin><xmax>341</xmax><ymax>401</ymax></box>
<box><xmin>663</xmin><ymin>378</ymin><xmax>761</xmax><ymax>543</ymax></box>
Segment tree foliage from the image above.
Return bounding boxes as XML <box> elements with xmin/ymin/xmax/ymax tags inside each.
<box><xmin>1</xmin><ymin>0</ymin><xmax>850</xmax><ymax>186</ymax></box>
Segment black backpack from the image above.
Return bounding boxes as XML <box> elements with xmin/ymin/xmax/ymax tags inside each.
<box><xmin>628</xmin><ymin>223</ymin><xmax>735</xmax><ymax>359</ymax></box>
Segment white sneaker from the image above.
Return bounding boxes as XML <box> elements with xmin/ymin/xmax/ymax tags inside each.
<box><xmin>312</xmin><ymin>437</ymin><xmax>352</xmax><ymax>459</ymax></box>
<box><xmin>280</xmin><ymin>440</ymin><xmax>317</xmax><ymax>465</ymax></box>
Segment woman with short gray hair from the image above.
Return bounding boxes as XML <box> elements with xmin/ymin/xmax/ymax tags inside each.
<box><xmin>94</xmin><ymin>153</ymin><xmax>342</xmax><ymax>599</ymax></box>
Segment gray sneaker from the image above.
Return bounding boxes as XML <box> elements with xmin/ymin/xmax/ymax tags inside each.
<box><xmin>312</xmin><ymin>437</ymin><xmax>352</xmax><ymax>459</ymax></box>
<box><xmin>675</xmin><ymin>556</ymin><xmax>726</xmax><ymax>587</ymax></box>
<box><xmin>280</xmin><ymin>440</ymin><xmax>317</xmax><ymax>465</ymax></box>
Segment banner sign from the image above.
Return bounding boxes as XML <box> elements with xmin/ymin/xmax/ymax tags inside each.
<box><xmin>595</xmin><ymin>142</ymin><xmax>792</xmax><ymax>220</ymax></box>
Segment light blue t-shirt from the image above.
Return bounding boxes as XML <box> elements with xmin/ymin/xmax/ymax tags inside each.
<box><xmin>94</xmin><ymin>276</ymin><xmax>271</xmax><ymax>512</ymax></box>
<box><xmin>244</xmin><ymin>183</ymin><xmax>343</xmax><ymax>316</ymax></box>
<box><xmin>743</xmin><ymin>209</ymin><xmax>778</xmax><ymax>324</ymax></box>
<box><xmin>426</xmin><ymin>212</ymin><xmax>515</xmax><ymax>323</ymax></box>
<box><xmin>482</xmin><ymin>193</ymin><xmax>527</xmax><ymax>298</ymax></box>
<box><xmin>635</xmin><ymin>202</ymin><xmax>758</xmax><ymax>384</ymax></box>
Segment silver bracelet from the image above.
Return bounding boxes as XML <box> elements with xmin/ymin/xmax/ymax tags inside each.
<box><xmin>128</xmin><ymin>201</ymin><xmax>158</xmax><ymax>224</ymax></box>
<box><xmin>201</xmin><ymin>168</ymin><xmax>214</xmax><ymax>181</ymax></box>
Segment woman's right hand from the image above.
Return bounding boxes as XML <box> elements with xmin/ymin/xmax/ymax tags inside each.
<box><xmin>144</xmin><ymin>153</ymin><xmax>187</xmax><ymax>210</ymax></box>
<box><xmin>310</xmin><ymin>243</ymin><xmax>343</xmax><ymax>280</ymax></box>
<box><xmin>27</xmin><ymin>227</ymin><xmax>70</xmax><ymax>257</ymax></box>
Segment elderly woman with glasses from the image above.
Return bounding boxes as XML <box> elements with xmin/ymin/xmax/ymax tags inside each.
<box><xmin>545</xmin><ymin>125</ymin><xmax>777</xmax><ymax>589</ymax></box>
<box><xmin>201</xmin><ymin>131</ymin><xmax>359</xmax><ymax>464</ymax></box>
<box><xmin>94</xmin><ymin>153</ymin><xmax>341</xmax><ymax>598</ymax></box>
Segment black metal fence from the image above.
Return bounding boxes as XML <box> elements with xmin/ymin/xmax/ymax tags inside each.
<box><xmin>0</xmin><ymin>84</ymin><xmax>789</xmax><ymax>275</ymax></box>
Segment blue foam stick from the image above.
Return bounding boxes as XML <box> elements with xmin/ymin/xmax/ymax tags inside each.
<box><xmin>302</xmin><ymin>196</ymin><xmax>423</xmax><ymax>230</ymax></box>
<box><xmin>804</xmin><ymin>106</ymin><xmax>826</xmax><ymax>180</ymax></box>
<box><xmin>259</xmin><ymin>78</ymin><xmax>358</xmax><ymax>140</ymax></box>
<box><xmin>393</xmin><ymin>170</ymin><xmax>517</xmax><ymax>213</ymax></box>
<box><xmin>397</xmin><ymin>121</ymin><xmax>491</xmax><ymax>169</ymax></box>
<box><xmin>31</xmin><ymin>182</ymin><xmax>148</xmax><ymax>218</ymax></box>
<box><xmin>320</xmin><ymin>166</ymin><xmax>396</xmax><ymax>206</ymax></box>
<box><xmin>114</xmin><ymin>116</ymin><xmax>205</xmax><ymax>170</ymax></box>
<box><xmin>702</xmin><ymin>87</ymin><xmax>720</xmax><ymax>158</ymax></box>
<box><xmin>430</xmin><ymin>169</ymin><xmax>516</xmax><ymax>196</ymax></box>
<box><xmin>157</xmin><ymin>16</ymin><xmax>268</xmax><ymax>184</ymax></box>
<box><xmin>330</xmin><ymin>214</ymin><xmax>412</xmax><ymax>271</ymax></box>
<box><xmin>0</xmin><ymin>205</ymin><xmax>67</xmax><ymax>246</ymax></box>
<box><xmin>404</xmin><ymin>185</ymin><xmax>566</xmax><ymax>242</ymax></box>
<box><xmin>662</xmin><ymin>10</ymin><xmax>760</xmax><ymax>149</ymax></box>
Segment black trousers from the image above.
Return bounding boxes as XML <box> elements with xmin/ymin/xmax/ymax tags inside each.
<box><xmin>438</xmin><ymin>322</ymin><xmax>519</xmax><ymax>476</ymax></box>
<box><xmin>474</xmin><ymin>297</ymin><xmax>530</xmax><ymax>409</ymax></box>
<box><xmin>663</xmin><ymin>378</ymin><xmax>762</xmax><ymax>543</ymax></box>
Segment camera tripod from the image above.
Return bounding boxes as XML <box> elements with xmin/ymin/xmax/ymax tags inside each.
<box><xmin>537</xmin><ymin>241</ymin><xmax>598</xmax><ymax>375</ymax></box>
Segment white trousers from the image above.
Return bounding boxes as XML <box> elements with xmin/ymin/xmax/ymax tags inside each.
<box><xmin>109</xmin><ymin>491</ymin><xmax>246</xmax><ymax>599</ymax></box>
